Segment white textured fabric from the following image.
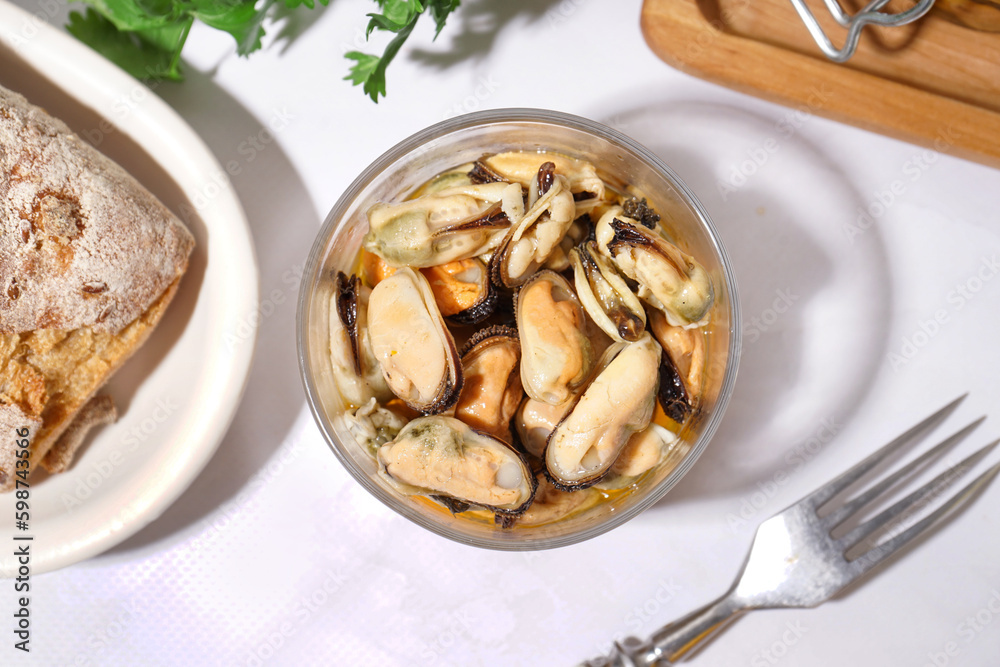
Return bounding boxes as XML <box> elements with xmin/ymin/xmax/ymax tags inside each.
<box><xmin>4</xmin><ymin>0</ymin><xmax>1000</xmax><ymax>665</ymax></box>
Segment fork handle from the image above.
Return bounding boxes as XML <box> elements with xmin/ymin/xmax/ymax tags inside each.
<box><xmin>645</xmin><ymin>590</ymin><xmax>745</xmax><ymax>663</ymax></box>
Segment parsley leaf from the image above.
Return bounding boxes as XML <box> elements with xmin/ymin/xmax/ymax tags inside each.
<box><xmin>344</xmin><ymin>52</ymin><xmax>381</xmax><ymax>87</ymax></box>
<box><xmin>344</xmin><ymin>0</ymin><xmax>460</xmax><ymax>103</ymax></box>
<box><xmin>65</xmin><ymin>0</ymin><xmax>454</xmax><ymax>102</ymax></box>
<box><xmin>427</xmin><ymin>0</ymin><xmax>459</xmax><ymax>37</ymax></box>
<box><xmin>189</xmin><ymin>0</ymin><xmax>270</xmax><ymax>56</ymax></box>
<box><xmin>67</xmin><ymin>7</ymin><xmax>190</xmax><ymax>80</ymax></box>
<box><xmin>68</xmin><ymin>0</ymin><xmax>267</xmax><ymax>79</ymax></box>
<box><xmin>281</xmin><ymin>0</ymin><xmax>322</xmax><ymax>9</ymax></box>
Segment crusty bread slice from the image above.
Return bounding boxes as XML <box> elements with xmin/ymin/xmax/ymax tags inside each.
<box><xmin>42</xmin><ymin>394</ymin><xmax>117</xmax><ymax>475</ymax></box>
<box><xmin>0</xmin><ymin>84</ymin><xmax>194</xmax><ymax>490</ymax></box>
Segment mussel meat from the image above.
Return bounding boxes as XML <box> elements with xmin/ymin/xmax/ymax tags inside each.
<box><xmin>511</xmin><ymin>474</ymin><xmax>603</xmax><ymax>527</ymax></box>
<box><xmin>595</xmin><ymin>207</ymin><xmax>714</xmax><ymax>327</ymax></box>
<box><xmin>360</xmin><ymin>249</ymin><xmax>397</xmax><ymax>287</ymax></box>
<box><xmin>608</xmin><ymin>423</ymin><xmax>680</xmax><ymax>480</ymax></box>
<box><xmin>544</xmin><ymin>333</ymin><xmax>660</xmax><ymax>489</ymax></box>
<box><xmin>490</xmin><ymin>163</ymin><xmax>576</xmax><ymax>288</ymax></box>
<box><xmin>470</xmin><ymin>151</ymin><xmax>606</xmax><ymax>201</ymax></box>
<box><xmin>343</xmin><ymin>397</ymin><xmax>409</xmax><ymax>456</ymax></box>
<box><xmin>328</xmin><ymin>271</ymin><xmax>393</xmax><ymax>408</ymax></box>
<box><xmin>542</xmin><ymin>213</ymin><xmax>590</xmax><ymax>273</ymax></box>
<box><xmin>649</xmin><ymin>309</ymin><xmax>706</xmax><ymax>422</ymax></box>
<box><xmin>420</xmin><ymin>257</ymin><xmax>497</xmax><ymax>326</ymax></box>
<box><xmin>363</xmin><ymin>182</ymin><xmax>520</xmax><ymax>268</ymax></box>
<box><xmin>514</xmin><ymin>396</ymin><xmax>574</xmax><ymax>459</ymax></box>
<box><xmin>367</xmin><ymin>268</ymin><xmax>463</xmax><ymax>413</ymax></box>
<box><xmin>570</xmin><ymin>240</ymin><xmax>646</xmax><ymax>343</ymax></box>
<box><xmin>452</xmin><ymin>325</ymin><xmax>523</xmax><ymax>443</ymax></box>
<box><xmin>377</xmin><ymin>415</ymin><xmax>537</xmax><ymax>516</ymax></box>
<box><xmin>516</xmin><ymin>270</ymin><xmax>595</xmax><ymax>406</ymax></box>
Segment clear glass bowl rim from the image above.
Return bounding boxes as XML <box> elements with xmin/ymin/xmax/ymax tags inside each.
<box><xmin>296</xmin><ymin>107</ymin><xmax>742</xmax><ymax>550</ymax></box>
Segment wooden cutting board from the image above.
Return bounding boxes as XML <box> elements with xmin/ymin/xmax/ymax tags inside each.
<box><xmin>640</xmin><ymin>0</ymin><xmax>1000</xmax><ymax>169</ymax></box>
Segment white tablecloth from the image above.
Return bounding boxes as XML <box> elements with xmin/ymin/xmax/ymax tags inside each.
<box><xmin>4</xmin><ymin>0</ymin><xmax>1000</xmax><ymax>665</ymax></box>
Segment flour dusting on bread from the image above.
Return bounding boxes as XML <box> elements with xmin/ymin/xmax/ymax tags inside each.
<box><xmin>0</xmin><ymin>85</ymin><xmax>194</xmax><ymax>334</ymax></box>
<box><xmin>0</xmin><ymin>83</ymin><xmax>194</xmax><ymax>490</ymax></box>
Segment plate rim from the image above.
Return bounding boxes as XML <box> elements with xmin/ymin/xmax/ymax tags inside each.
<box><xmin>0</xmin><ymin>0</ymin><xmax>259</xmax><ymax>574</ymax></box>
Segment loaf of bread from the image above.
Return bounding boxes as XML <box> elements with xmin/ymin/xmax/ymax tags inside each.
<box><xmin>0</xmin><ymin>83</ymin><xmax>195</xmax><ymax>491</ymax></box>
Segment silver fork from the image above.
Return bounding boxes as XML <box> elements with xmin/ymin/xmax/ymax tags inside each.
<box><xmin>582</xmin><ymin>395</ymin><xmax>1000</xmax><ymax>666</ymax></box>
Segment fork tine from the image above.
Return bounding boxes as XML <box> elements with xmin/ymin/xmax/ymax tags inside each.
<box><xmin>822</xmin><ymin>418</ymin><xmax>984</xmax><ymax>530</ymax></box>
<box><xmin>804</xmin><ymin>394</ymin><xmax>967</xmax><ymax>509</ymax></box>
<box><xmin>847</xmin><ymin>458</ymin><xmax>1000</xmax><ymax>577</ymax></box>
<box><xmin>840</xmin><ymin>439</ymin><xmax>1000</xmax><ymax>554</ymax></box>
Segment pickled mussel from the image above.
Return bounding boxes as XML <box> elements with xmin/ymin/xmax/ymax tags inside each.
<box><xmin>601</xmin><ymin>423</ymin><xmax>682</xmax><ymax>489</ymax></box>
<box><xmin>596</xmin><ymin>207</ymin><xmax>714</xmax><ymax>327</ymax></box>
<box><xmin>512</xmin><ymin>475</ymin><xmax>602</xmax><ymax>527</ymax></box>
<box><xmin>366</xmin><ymin>268</ymin><xmax>463</xmax><ymax>413</ymax></box>
<box><xmin>490</xmin><ymin>162</ymin><xmax>577</xmax><ymax>288</ymax></box>
<box><xmin>328</xmin><ymin>271</ymin><xmax>393</xmax><ymax>408</ymax></box>
<box><xmin>470</xmin><ymin>151</ymin><xmax>606</xmax><ymax>201</ymax></box>
<box><xmin>543</xmin><ymin>213</ymin><xmax>590</xmax><ymax>273</ymax></box>
<box><xmin>545</xmin><ymin>334</ymin><xmax>661</xmax><ymax>489</ymax></box>
<box><xmin>570</xmin><ymin>240</ymin><xmax>646</xmax><ymax>343</ymax></box>
<box><xmin>343</xmin><ymin>397</ymin><xmax>408</xmax><ymax>456</ymax></box>
<box><xmin>451</xmin><ymin>325</ymin><xmax>523</xmax><ymax>443</ymax></box>
<box><xmin>378</xmin><ymin>415</ymin><xmax>536</xmax><ymax>519</ymax></box>
<box><xmin>516</xmin><ymin>270</ymin><xmax>595</xmax><ymax>406</ymax></box>
<box><xmin>362</xmin><ymin>182</ymin><xmax>520</xmax><ymax>267</ymax></box>
<box><xmin>649</xmin><ymin>309</ymin><xmax>706</xmax><ymax>422</ymax></box>
<box><xmin>421</xmin><ymin>257</ymin><xmax>498</xmax><ymax>325</ymax></box>
<box><xmin>514</xmin><ymin>397</ymin><xmax>574</xmax><ymax>459</ymax></box>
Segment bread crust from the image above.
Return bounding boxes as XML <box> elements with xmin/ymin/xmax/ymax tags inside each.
<box><xmin>0</xmin><ymin>85</ymin><xmax>194</xmax><ymax>334</ymax></box>
<box><xmin>0</xmin><ymin>84</ymin><xmax>194</xmax><ymax>490</ymax></box>
<box><xmin>41</xmin><ymin>394</ymin><xmax>117</xmax><ymax>475</ymax></box>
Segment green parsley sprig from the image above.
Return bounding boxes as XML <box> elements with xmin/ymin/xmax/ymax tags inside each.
<box><xmin>65</xmin><ymin>0</ymin><xmax>459</xmax><ymax>102</ymax></box>
<box><xmin>345</xmin><ymin>0</ymin><xmax>460</xmax><ymax>102</ymax></box>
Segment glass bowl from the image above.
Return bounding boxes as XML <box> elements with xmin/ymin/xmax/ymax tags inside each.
<box><xmin>297</xmin><ymin>108</ymin><xmax>741</xmax><ymax>550</ymax></box>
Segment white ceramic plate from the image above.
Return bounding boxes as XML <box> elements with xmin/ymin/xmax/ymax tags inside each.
<box><xmin>0</xmin><ymin>1</ymin><xmax>258</xmax><ymax>575</ymax></box>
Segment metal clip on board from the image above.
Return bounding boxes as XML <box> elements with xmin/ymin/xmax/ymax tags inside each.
<box><xmin>787</xmin><ymin>0</ymin><xmax>937</xmax><ymax>61</ymax></box>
